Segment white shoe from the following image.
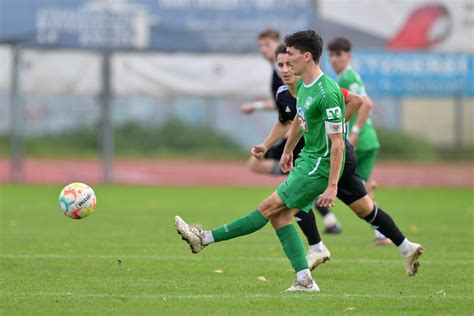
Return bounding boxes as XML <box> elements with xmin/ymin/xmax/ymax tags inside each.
<box><xmin>175</xmin><ymin>216</ymin><xmax>207</xmax><ymax>254</ymax></box>
<box><xmin>403</xmin><ymin>242</ymin><xmax>424</xmax><ymax>276</ymax></box>
<box><xmin>306</xmin><ymin>245</ymin><xmax>331</xmax><ymax>271</ymax></box>
<box><xmin>285</xmin><ymin>276</ymin><xmax>320</xmax><ymax>292</ymax></box>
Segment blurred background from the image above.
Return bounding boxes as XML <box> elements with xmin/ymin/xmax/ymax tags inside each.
<box><xmin>0</xmin><ymin>0</ymin><xmax>472</xmax><ymax>186</ymax></box>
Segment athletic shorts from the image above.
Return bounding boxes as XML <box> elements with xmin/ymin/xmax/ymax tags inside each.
<box><xmin>277</xmin><ymin>156</ymin><xmax>329</xmax><ymax>212</ymax></box>
<box><xmin>264</xmin><ymin>138</ymin><xmax>305</xmax><ymax>163</ymax></box>
<box><xmin>355</xmin><ymin>149</ymin><xmax>378</xmax><ymax>182</ymax></box>
<box><xmin>337</xmin><ymin>141</ymin><xmax>368</xmax><ymax>205</ymax></box>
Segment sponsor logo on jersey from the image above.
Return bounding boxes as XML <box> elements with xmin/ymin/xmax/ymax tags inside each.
<box><xmin>297</xmin><ymin>105</ymin><xmax>308</xmax><ymax>132</ymax></box>
<box><xmin>326</xmin><ymin>107</ymin><xmax>342</xmax><ymax>119</ymax></box>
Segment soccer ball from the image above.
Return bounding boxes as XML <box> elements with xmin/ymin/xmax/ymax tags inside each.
<box><xmin>59</xmin><ymin>182</ymin><xmax>97</xmax><ymax>219</ymax></box>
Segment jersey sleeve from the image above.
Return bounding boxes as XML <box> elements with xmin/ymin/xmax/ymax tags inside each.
<box><xmin>340</xmin><ymin>87</ymin><xmax>349</xmax><ymax>103</ymax></box>
<box><xmin>320</xmin><ymin>92</ymin><xmax>344</xmax><ymax>134</ymax></box>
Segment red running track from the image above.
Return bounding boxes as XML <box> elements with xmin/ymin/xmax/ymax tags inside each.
<box><xmin>0</xmin><ymin>159</ymin><xmax>472</xmax><ymax>187</ymax></box>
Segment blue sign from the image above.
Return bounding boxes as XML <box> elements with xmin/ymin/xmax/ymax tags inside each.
<box><xmin>0</xmin><ymin>0</ymin><xmax>316</xmax><ymax>52</ymax></box>
<box><xmin>322</xmin><ymin>51</ymin><xmax>474</xmax><ymax>97</ymax></box>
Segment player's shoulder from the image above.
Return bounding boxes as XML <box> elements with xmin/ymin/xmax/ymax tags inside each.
<box><xmin>275</xmin><ymin>85</ymin><xmax>289</xmax><ymax>100</ymax></box>
<box><xmin>319</xmin><ymin>75</ymin><xmax>341</xmax><ymax>94</ymax></box>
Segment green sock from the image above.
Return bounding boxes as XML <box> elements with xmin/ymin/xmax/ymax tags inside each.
<box><xmin>276</xmin><ymin>224</ymin><xmax>309</xmax><ymax>272</ymax></box>
<box><xmin>211</xmin><ymin>210</ymin><xmax>268</xmax><ymax>242</ymax></box>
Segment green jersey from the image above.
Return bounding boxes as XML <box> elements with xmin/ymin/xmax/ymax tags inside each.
<box><xmin>338</xmin><ymin>65</ymin><xmax>380</xmax><ymax>151</ymax></box>
<box><xmin>296</xmin><ymin>73</ymin><xmax>345</xmax><ymax>178</ymax></box>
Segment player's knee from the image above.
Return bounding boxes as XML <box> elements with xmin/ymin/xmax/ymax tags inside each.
<box><xmin>270</xmin><ymin>211</ymin><xmax>292</xmax><ymax>230</ymax></box>
<box><xmin>257</xmin><ymin>193</ymin><xmax>285</xmax><ymax>218</ymax></box>
<box><xmin>247</xmin><ymin>157</ymin><xmax>264</xmax><ymax>173</ymax></box>
<box><xmin>349</xmin><ymin>195</ymin><xmax>373</xmax><ymax>218</ymax></box>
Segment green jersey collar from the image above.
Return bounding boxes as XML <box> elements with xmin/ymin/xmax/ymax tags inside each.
<box><xmin>303</xmin><ymin>71</ymin><xmax>325</xmax><ymax>88</ymax></box>
<box><xmin>337</xmin><ymin>64</ymin><xmax>352</xmax><ymax>80</ymax></box>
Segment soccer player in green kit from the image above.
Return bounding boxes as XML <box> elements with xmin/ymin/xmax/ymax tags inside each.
<box><xmin>175</xmin><ymin>31</ymin><xmax>423</xmax><ymax>293</ymax></box>
<box><xmin>326</xmin><ymin>37</ymin><xmax>391</xmax><ymax>245</ymax></box>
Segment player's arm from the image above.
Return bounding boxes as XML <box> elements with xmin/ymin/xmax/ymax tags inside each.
<box><xmin>280</xmin><ymin>117</ymin><xmax>303</xmax><ymax>172</ymax></box>
<box><xmin>343</xmin><ymin>88</ymin><xmax>364</xmax><ymax>121</ymax></box>
<box><xmin>252</xmin><ymin>120</ymin><xmax>291</xmax><ymax>160</ymax></box>
<box><xmin>349</xmin><ymin>95</ymin><xmax>372</xmax><ymax>146</ymax></box>
<box><xmin>241</xmin><ymin>99</ymin><xmax>277</xmax><ymax>114</ymax></box>
<box><xmin>317</xmin><ymin>132</ymin><xmax>344</xmax><ymax>207</ymax></box>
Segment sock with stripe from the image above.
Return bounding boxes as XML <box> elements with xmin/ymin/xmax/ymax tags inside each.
<box><xmin>363</xmin><ymin>204</ymin><xmax>405</xmax><ymax>246</ymax></box>
<box><xmin>211</xmin><ymin>210</ymin><xmax>268</xmax><ymax>242</ymax></box>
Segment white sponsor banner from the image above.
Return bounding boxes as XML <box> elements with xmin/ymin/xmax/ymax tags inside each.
<box><xmin>321</xmin><ymin>0</ymin><xmax>474</xmax><ymax>52</ymax></box>
<box><xmin>0</xmin><ymin>47</ymin><xmax>270</xmax><ymax>98</ymax></box>
<box><xmin>112</xmin><ymin>53</ymin><xmax>269</xmax><ymax>97</ymax></box>
<box><xmin>14</xmin><ymin>49</ymin><xmax>102</xmax><ymax>95</ymax></box>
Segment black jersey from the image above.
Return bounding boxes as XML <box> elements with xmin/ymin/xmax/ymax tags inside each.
<box><xmin>275</xmin><ymin>84</ymin><xmax>305</xmax><ymax>157</ymax></box>
<box><xmin>275</xmin><ymin>85</ymin><xmax>296</xmax><ymax>124</ymax></box>
<box><xmin>271</xmin><ymin>67</ymin><xmax>284</xmax><ymax>101</ymax></box>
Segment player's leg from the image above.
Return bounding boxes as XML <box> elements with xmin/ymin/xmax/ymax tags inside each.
<box><xmin>175</xmin><ymin>191</ymin><xmax>319</xmax><ymax>291</ymax></box>
<box><xmin>337</xmin><ymin>175</ymin><xmax>424</xmax><ymax>276</ymax></box>
<box><xmin>247</xmin><ymin>156</ymin><xmax>281</xmax><ymax>174</ymax></box>
<box><xmin>295</xmin><ymin>209</ymin><xmax>330</xmax><ymax>270</ymax></box>
<box><xmin>313</xmin><ymin>205</ymin><xmax>342</xmax><ymax>234</ymax></box>
<box><xmin>349</xmin><ymin>196</ymin><xmax>423</xmax><ymax>276</ymax></box>
<box><xmin>247</xmin><ymin>140</ymin><xmax>287</xmax><ymax>175</ymax></box>
<box><xmin>357</xmin><ymin>149</ymin><xmax>390</xmax><ymax>245</ymax></box>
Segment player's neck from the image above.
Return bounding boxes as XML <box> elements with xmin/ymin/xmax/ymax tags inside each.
<box><xmin>301</xmin><ymin>64</ymin><xmax>322</xmax><ymax>86</ymax></box>
<box><xmin>288</xmin><ymin>83</ymin><xmax>297</xmax><ymax>97</ymax></box>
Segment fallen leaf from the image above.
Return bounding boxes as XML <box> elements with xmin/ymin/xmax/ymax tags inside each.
<box><xmin>344</xmin><ymin>307</ymin><xmax>356</xmax><ymax>312</ymax></box>
<box><xmin>436</xmin><ymin>289</ymin><xmax>446</xmax><ymax>295</ymax></box>
<box><xmin>214</xmin><ymin>269</ymin><xmax>224</xmax><ymax>274</ymax></box>
<box><xmin>257</xmin><ymin>276</ymin><xmax>267</xmax><ymax>282</ymax></box>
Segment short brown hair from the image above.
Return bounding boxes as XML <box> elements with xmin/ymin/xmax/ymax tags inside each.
<box><xmin>274</xmin><ymin>43</ymin><xmax>287</xmax><ymax>59</ymax></box>
<box><xmin>328</xmin><ymin>37</ymin><xmax>352</xmax><ymax>52</ymax></box>
<box><xmin>258</xmin><ymin>28</ymin><xmax>280</xmax><ymax>41</ymax></box>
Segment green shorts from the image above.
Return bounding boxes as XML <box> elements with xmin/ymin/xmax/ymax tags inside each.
<box><xmin>277</xmin><ymin>157</ymin><xmax>328</xmax><ymax>212</ymax></box>
<box><xmin>356</xmin><ymin>149</ymin><xmax>378</xmax><ymax>182</ymax></box>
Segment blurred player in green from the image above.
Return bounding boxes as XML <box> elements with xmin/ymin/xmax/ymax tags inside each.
<box><xmin>327</xmin><ymin>37</ymin><xmax>391</xmax><ymax>245</ymax></box>
<box><xmin>175</xmin><ymin>31</ymin><xmax>423</xmax><ymax>293</ymax></box>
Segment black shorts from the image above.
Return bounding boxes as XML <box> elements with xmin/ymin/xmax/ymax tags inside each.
<box><xmin>337</xmin><ymin>140</ymin><xmax>368</xmax><ymax>205</ymax></box>
<box><xmin>265</xmin><ymin>138</ymin><xmax>305</xmax><ymax>164</ymax></box>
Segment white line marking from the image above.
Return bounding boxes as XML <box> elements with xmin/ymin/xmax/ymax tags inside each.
<box><xmin>0</xmin><ymin>292</ymin><xmax>472</xmax><ymax>300</ymax></box>
<box><xmin>0</xmin><ymin>254</ymin><xmax>473</xmax><ymax>265</ymax></box>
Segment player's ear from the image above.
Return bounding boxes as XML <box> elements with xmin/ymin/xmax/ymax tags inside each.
<box><xmin>304</xmin><ymin>52</ymin><xmax>312</xmax><ymax>63</ymax></box>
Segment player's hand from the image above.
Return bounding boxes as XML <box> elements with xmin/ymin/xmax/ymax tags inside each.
<box><xmin>240</xmin><ymin>103</ymin><xmax>255</xmax><ymax>114</ymax></box>
<box><xmin>251</xmin><ymin>144</ymin><xmax>267</xmax><ymax>160</ymax></box>
<box><xmin>349</xmin><ymin>133</ymin><xmax>358</xmax><ymax>148</ymax></box>
<box><xmin>317</xmin><ymin>185</ymin><xmax>338</xmax><ymax>208</ymax></box>
<box><xmin>280</xmin><ymin>152</ymin><xmax>294</xmax><ymax>173</ymax></box>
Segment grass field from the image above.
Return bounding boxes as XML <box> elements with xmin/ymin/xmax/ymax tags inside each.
<box><xmin>1</xmin><ymin>185</ymin><xmax>473</xmax><ymax>315</ymax></box>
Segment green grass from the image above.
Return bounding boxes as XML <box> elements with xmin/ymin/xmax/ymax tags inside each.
<box><xmin>1</xmin><ymin>185</ymin><xmax>473</xmax><ymax>315</ymax></box>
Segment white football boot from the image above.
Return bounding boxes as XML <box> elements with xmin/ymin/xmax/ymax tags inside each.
<box><xmin>306</xmin><ymin>244</ymin><xmax>331</xmax><ymax>271</ymax></box>
<box><xmin>175</xmin><ymin>216</ymin><xmax>207</xmax><ymax>254</ymax></box>
<box><xmin>402</xmin><ymin>242</ymin><xmax>424</xmax><ymax>276</ymax></box>
<box><xmin>285</xmin><ymin>275</ymin><xmax>320</xmax><ymax>293</ymax></box>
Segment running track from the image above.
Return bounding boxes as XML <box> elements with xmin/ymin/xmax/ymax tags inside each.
<box><xmin>0</xmin><ymin>159</ymin><xmax>472</xmax><ymax>187</ymax></box>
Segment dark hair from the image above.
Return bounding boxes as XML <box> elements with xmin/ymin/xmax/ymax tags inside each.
<box><xmin>328</xmin><ymin>37</ymin><xmax>352</xmax><ymax>52</ymax></box>
<box><xmin>284</xmin><ymin>30</ymin><xmax>323</xmax><ymax>63</ymax></box>
<box><xmin>258</xmin><ymin>28</ymin><xmax>280</xmax><ymax>41</ymax></box>
<box><xmin>274</xmin><ymin>43</ymin><xmax>288</xmax><ymax>59</ymax></box>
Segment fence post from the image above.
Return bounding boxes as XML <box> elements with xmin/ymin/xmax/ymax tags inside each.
<box><xmin>454</xmin><ymin>95</ymin><xmax>463</xmax><ymax>152</ymax></box>
<box><xmin>10</xmin><ymin>43</ymin><xmax>23</xmax><ymax>183</ymax></box>
<box><xmin>100</xmin><ymin>52</ymin><xmax>114</xmax><ymax>183</ymax></box>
